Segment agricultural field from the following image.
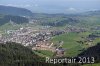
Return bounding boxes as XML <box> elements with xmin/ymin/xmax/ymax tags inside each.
<box><xmin>51</xmin><ymin>31</ymin><xmax>100</xmax><ymax>57</ymax></box>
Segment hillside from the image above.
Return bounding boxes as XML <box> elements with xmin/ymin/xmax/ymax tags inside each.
<box><xmin>0</xmin><ymin>42</ymin><xmax>64</xmax><ymax>66</ymax></box>
<box><xmin>32</xmin><ymin>10</ymin><xmax>100</xmax><ymax>28</ymax></box>
<box><xmin>0</xmin><ymin>14</ymin><xmax>29</xmax><ymax>26</ymax></box>
<box><xmin>0</xmin><ymin>5</ymin><xmax>100</xmax><ymax>28</ymax></box>
<box><xmin>0</xmin><ymin>42</ymin><xmax>36</xmax><ymax>65</ymax></box>
<box><xmin>78</xmin><ymin>42</ymin><xmax>100</xmax><ymax>63</ymax></box>
<box><xmin>0</xmin><ymin>5</ymin><xmax>33</xmax><ymax>17</ymax></box>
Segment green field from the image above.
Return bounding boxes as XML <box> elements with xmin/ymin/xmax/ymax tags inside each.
<box><xmin>33</xmin><ymin>50</ymin><xmax>54</xmax><ymax>57</ymax></box>
<box><xmin>51</xmin><ymin>32</ymin><xmax>83</xmax><ymax>57</ymax></box>
<box><xmin>51</xmin><ymin>32</ymin><xmax>99</xmax><ymax>57</ymax></box>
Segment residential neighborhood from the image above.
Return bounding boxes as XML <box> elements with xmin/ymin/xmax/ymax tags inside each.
<box><xmin>0</xmin><ymin>26</ymin><xmax>67</xmax><ymax>57</ymax></box>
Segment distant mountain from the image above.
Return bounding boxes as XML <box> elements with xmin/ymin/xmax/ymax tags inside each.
<box><xmin>80</xmin><ymin>10</ymin><xmax>100</xmax><ymax>16</ymax></box>
<box><xmin>0</xmin><ymin>5</ymin><xmax>33</xmax><ymax>17</ymax></box>
<box><xmin>87</xmin><ymin>10</ymin><xmax>100</xmax><ymax>15</ymax></box>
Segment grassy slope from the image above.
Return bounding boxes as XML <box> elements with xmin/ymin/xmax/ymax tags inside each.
<box><xmin>51</xmin><ymin>31</ymin><xmax>99</xmax><ymax>57</ymax></box>
<box><xmin>51</xmin><ymin>32</ymin><xmax>83</xmax><ymax>57</ymax></box>
<box><xmin>33</xmin><ymin>50</ymin><xmax>53</xmax><ymax>57</ymax></box>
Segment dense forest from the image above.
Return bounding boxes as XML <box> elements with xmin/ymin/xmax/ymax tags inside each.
<box><xmin>0</xmin><ymin>42</ymin><xmax>37</xmax><ymax>66</ymax></box>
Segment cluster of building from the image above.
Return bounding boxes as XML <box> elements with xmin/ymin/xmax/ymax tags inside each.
<box><xmin>0</xmin><ymin>27</ymin><xmax>66</xmax><ymax>57</ymax></box>
<box><xmin>0</xmin><ymin>27</ymin><xmax>52</xmax><ymax>46</ymax></box>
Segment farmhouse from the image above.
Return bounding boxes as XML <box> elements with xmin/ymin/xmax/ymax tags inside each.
<box><xmin>55</xmin><ymin>47</ymin><xmax>65</xmax><ymax>57</ymax></box>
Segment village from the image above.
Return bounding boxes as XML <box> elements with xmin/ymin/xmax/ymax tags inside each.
<box><xmin>0</xmin><ymin>26</ymin><xmax>67</xmax><ymax>57</ymax></box>
<box><xmin>0</xmin><ymin>25</ymin><xmax>98</xmax><ymax>57</ymax></box>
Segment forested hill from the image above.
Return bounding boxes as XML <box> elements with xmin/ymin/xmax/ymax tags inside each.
<box><xmin>0</xmin><ymin>42</ymin><xmax>39</xmax><ymax>65</ymax></box>
<box><xmin>0</xmin><ymin>5</ymin><xmax>33</xmax><ymax>17</ymax></box>
<box><xmin>0</xmin><ymin>15</ymin><xmax>29</xmax><ymax>25</ymax></box>
<box><xmin>0</xmin><ymin>42</ymin><xmax>62</xmax><ymax>66</ymax></box>
<box><xmin>78</xmin><ymin>42</ymin><xmax>100</xmax><ymax>63</ymax></box>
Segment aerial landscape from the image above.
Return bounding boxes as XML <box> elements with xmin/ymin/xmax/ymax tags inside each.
<box><xmin>0</xmin><ymin>0</ymin><xmax>100</xmax><ymax>66</ymax></box>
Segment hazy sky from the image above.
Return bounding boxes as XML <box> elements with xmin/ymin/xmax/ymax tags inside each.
<box><xmin>0</xmin><ymin>0</ymin><xmax>100</xmax><ymax>14</ymax></box>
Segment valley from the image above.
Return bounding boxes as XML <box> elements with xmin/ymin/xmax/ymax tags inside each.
<box><xmin>0</xmin><ymin>5</ymin><xmax>100</xmax><ymax>66</ymax></box>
